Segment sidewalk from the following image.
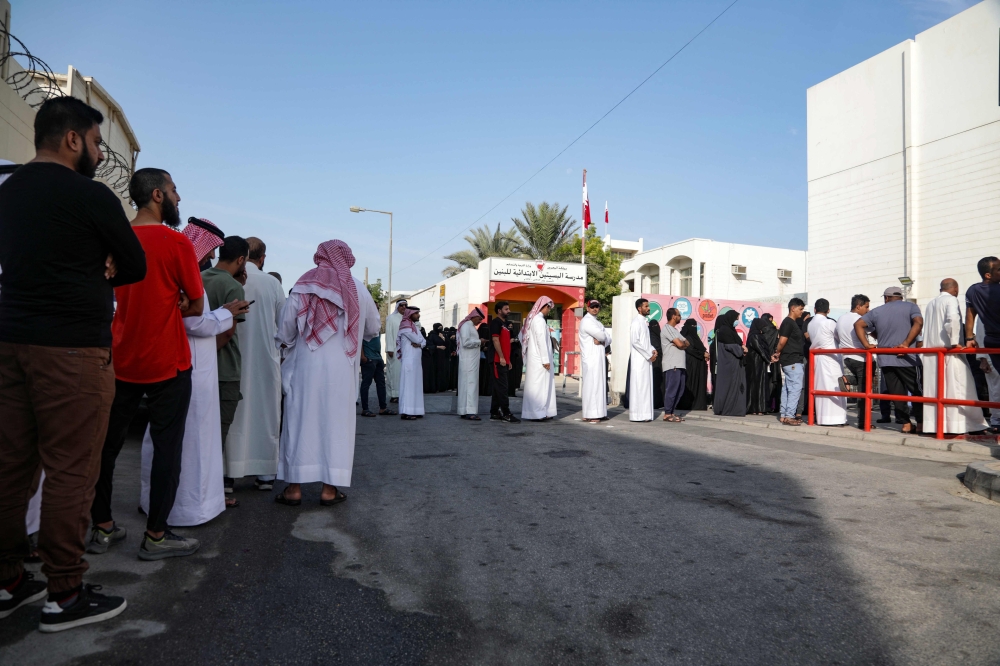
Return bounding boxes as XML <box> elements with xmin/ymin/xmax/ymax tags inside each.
<box><xmin>681</xmin><ymin>403</ymin><xmax>1000</xmax><ymax>458</ymax></box>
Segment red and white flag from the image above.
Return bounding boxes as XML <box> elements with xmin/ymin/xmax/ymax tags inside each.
<box><xmin>582</xmin><ymin>170</ymin><xmax>591</xmax><ymax>230</ymax></box>
<box><xmin>604</xmin><ymin>201</ymin><xmax>609</xmax><ymax>225</ymax></box>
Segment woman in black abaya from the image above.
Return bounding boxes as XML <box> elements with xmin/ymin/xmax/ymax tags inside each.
<box><xmin>745</xmin><ymin>317</ymin><xmax>776</xmax><ymax>414</ymax></box>
<box><xmin>648</xmin><ymin>320</ymin><xmax>664</xmax><ymax>410</ymax></box>
<box><xmin>678</xmin><ymin>319</ymin><xmax>708</xmax><ymax>411</ymax></box>
<box><xmin>427</xmin><ymin>324</ymin><xmax>450</xmax><ymax>392</ymax></box>
<box><xmin>760</xmin><ymin>314</ymin><xmax>782</xmax><ymax>412</ymax></box>
<box><xmin>712</xmin><ymin>310</ymin><xmax>747</xmax><ymax>417</ymax></box>
<box><xmin>446</xmin><ymin>327</ymin><xmax>459</xmax><ymax>390</ymax></box>
<box><xmin>421</xmin><ymin>327</ymin><xmax>435</xmax><ymax>392</ymax></box>
<box><xmin>507</xmin><ymin>322</ymin><xmax>524</xmax><ymax>396</ymax></box>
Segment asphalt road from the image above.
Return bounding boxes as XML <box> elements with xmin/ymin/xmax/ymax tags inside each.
<box><xmin>2</xmin><ymin>388</ymin><xmax>1000</xmax><ymax>665</ymax></box>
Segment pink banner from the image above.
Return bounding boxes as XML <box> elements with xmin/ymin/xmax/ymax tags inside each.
<box><xmin>640</xmin><ymin>294</ymin><xmax>783</xmax><ymax>345</ymax></box>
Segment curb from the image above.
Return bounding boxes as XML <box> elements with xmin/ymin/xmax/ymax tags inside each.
<box><xmin>963</xmin><ymin>461</ymin><xmax>1000</xmax><ymax>501</ymax></box>
<box><xmin>682</xmin><ymin>412</ymin><xmax>1000</xmax><ymax>458</ymax></box>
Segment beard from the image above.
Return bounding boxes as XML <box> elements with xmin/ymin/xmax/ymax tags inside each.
<box><xmin>74</xmin><ymin>142</ymin><xmax>99</xmax><ymax>179</ymax></box>
<box><xmin>161</xmin><ymin>196</ymin><xmax>181</xmax><ymax>228</ymax></box>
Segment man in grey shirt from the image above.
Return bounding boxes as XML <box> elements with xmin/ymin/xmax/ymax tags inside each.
<box><xmin>854</xmin><ymin>286</ymin><xmax>924</xmax><ymax>433</ymax></box>
<box><xmin>660</xmin><ymin>307</ymin><xmax>690</xmax><ymax>422</ymax></box>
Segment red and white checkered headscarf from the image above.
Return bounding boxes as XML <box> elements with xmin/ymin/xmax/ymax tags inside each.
<box><xmin>291</xmin><ymin>240</ymin><xmax>360</xmax><ymax>355</ymax></box>
<box><xmin>182</xmin><ymin>218</ymin><xmax>225</xmax><ymax>263</ymax></box>
<box><xmin>395</xmin><ymin>307</ymin><xmax>422</xmax><ymax>359</ymax></box>
<box><xmin>457</xmin><ymin>306</ymin><xmax>485</xmax><ymax>332</ymax></box>
<box><xmin>519</xmin><ymin>296</ymin><xmax>555</xmax><ymax>347</ymax></box>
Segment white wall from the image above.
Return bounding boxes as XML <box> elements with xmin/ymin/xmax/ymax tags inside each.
<box><xmin>808</xmin><ymin>0</ymin><xmax>1000</xmax><ymax>308</ymax></box>
<box><xmin>621</xmin><ymin>238</ymin><xmax>807</xmax><ymax>303</ymax></box>
<box><xmin>403</xmin><ymin>268</ymin><xmax>485</xmax><ymax>329</ymax></box>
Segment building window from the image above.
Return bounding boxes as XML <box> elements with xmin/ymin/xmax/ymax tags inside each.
<box><xmin>699</xmin><ymin>262</ymin><xmax>705</xmax><ymax>297</ymax></box>
<box><xmin>679</xmin><ymin>268</ymin><xmax>692</xmax><ymax>297</ymax></box>
<box><xmin>649</xmin><ymin>274</ymin><xmax>660</xmax><ymax>294</ymax></box>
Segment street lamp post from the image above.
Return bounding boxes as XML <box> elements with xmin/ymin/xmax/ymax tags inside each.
<box><xmin>350</xmin><ymin>207</ymin><xmax>393</xmax><ymax>313</ymax></box>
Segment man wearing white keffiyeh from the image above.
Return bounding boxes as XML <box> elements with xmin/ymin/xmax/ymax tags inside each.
<box><xmin>520</xmin><ymin>296</ymin><xmax>558</xmax><ymax>421</ymax></box>
<box><xmin>273</xmin><ymin>241</ymin><xmax>381</xmax><ymax>506</ymax></box>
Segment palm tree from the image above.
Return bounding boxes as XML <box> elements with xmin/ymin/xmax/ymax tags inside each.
<box><xmin>442</xmin><ymin>223</ymin><xmax>523</xmax><ymax>277</ymax></box>
<box><xmin>511</xmin><ymin>202</ymin><xmax>579</xmax><ymax>260</ymax></box>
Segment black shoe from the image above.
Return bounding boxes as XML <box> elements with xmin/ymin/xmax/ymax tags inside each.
<box><xmin>0</xmin><ymin>572</ymin><xmax>47</xmax><ymax>620</ymax></box>
<box><xmin>390</xmin><ymin>397</ymin><xmax>399</xmax><ymax>403</ymax></box>
<box><xmin>490</xmin><ymin>414</ymin><xmax>503</xmax><ymax>421</ymax></box>
<box><xmin>876</xmin><ymin>417</ymin><xmax>891</xmax><ymax>423</ymax></box>
<box><xmin>224</xmin><ymin>477</ymin><xmax>235</xmax><ymax>494</ymax></box>
<box><xmin>502</xmin><ymin>414</ymin><xmax>521</xmax><ymax>423</ymax></box>
<box><xmin>38</xmin><ymin>585</ymin><xmax>126</xmax><ymax>633</ymax></box>
<box><xmin>254</xmin><ymin>478</ymin><xmax>274</xmax><ymax>491</ymax></box>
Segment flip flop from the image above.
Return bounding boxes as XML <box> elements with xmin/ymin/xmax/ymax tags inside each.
<box><xmin>379</xmin><ymin>409</ymin><xmax>397</xmax><ymax>415</ymax></box>
<box><xmin>361</xmin><ymin>411</ymin><xmax>377</xmax><ymax>417</ymax></box>
<box><xmin>274</xmin><ymin>493</ymin><xmax>301</xmax><ymax>506</ymax></box>
<box><xmin>225</xmin><ymin>498</ymin><xmax>240</xmax><ymax>508</ymax></box>
<box><xmin>320</xmin><ymin>490</ymin><xmax>347</xmax><ymax>506</ymax></box>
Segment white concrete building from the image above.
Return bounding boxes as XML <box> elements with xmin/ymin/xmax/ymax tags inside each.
<box><xmin>603</xmin><ymin>235</ymin><xmax>643</xmax><ymax>262</ymax></box>
<box><xmin>807</xmin><ymin>0</ymin><xmax>1000</xmax><ymax>308</ymax></box>
<box><xmin>620</xmin><ymin>238</ymin><xmax>807</xmax><ymax>303</ymax></box>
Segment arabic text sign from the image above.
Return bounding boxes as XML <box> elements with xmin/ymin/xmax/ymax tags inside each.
<box><xmin>485</xmin><ymin>258</ymin><xmax>587</xmax><ymax>286</ymax></box>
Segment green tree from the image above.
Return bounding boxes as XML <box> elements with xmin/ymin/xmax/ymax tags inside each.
<box><xmin>511</xmin><ymin>202</ymin><xmax>579</xmax><ymax>260</ymax></box>
<box><xmin>366</xmin><ymin>279</ymin><xmax>388</xmax><ymax>330</ymax></box>
<box><xmin>552</xmin><ymin>227</ymin><xmax>623</xmax><ymax>326</ymax></box>
<box><xmin>442</xmin><ymin>223</ymin><xmax>523</xmax><ymax>277</ymax></box>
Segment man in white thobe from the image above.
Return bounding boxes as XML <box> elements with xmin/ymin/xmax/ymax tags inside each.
<box><xmin>579</xmin><ymin>299</ymin><xmax>610</xmax><ymax>422</ymax></box>
<box><xmin>225</xmin><ymin>238</ymin><xmax>286</xmax><ymax>489</ymax></box>
<box><xmin>923</xmin><ymin>279</ymin><xmax>987</xmax><ymax>434</ymax></box>
<box><xmin>521</xmin><ymin>297</ymin><xmax>558</xmax><ymax>420</ymax></box>
<box><xmin>385</xmin><ymin>300</ymin><xmax>406</xmax><ymax>403</ymax></box>
<box><xmin>807</xmin><ymin>299</ymin><xmax>847</xmax><ymax>426</ymax></box>
<box><xmin>275</xmin><ymin>240</ymin><xmax>381</xmax><ymax>505</ymax></box>
<box><xmin>629</xmin><ymin>299</ymin><xmax>657</xmax><ymax>422</ymax></box>
<box><xmin>456</xmin><ymin>307</ymin><xmax>485</xmax><ymax>420</ymax></box>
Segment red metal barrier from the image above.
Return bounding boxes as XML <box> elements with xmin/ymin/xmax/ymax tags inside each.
<box><xmin>807</xmin><ymin>347</ymin><xmax>1000</xmax><ymax>439</ymax></box>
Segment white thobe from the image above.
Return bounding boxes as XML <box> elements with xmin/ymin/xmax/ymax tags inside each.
<box><xmin>398</xmin><ymin>327</ymin><xmax>427</xmax><ymax>416</ymax></box>
<box><xmin>521</xmin><ymin>315</ymin><xmax>558</xmax><ymax>420</ymax></box>
<box><xmin>385</xmin><ymin>311</ymin><xmax>403</xmax><ymax>399</ymax></box>
<box><xmin>976</xmin><ymin>318</ymin><xmax>1000</xmax><ymax>426</ymax></box>
<box><xmin>807</xmin><ymin>314</ymin><xmax>847</xmax><ymax>425</ymax></box>
<box><xmin>140</xmin><ymin>308</ymin><xmax>232</xmax><ymax>525</ymax></box>
<box><xmin>276</xmin><ymin>279</ymin><xmax>380</xmax><ymax>486</ymax></box>
<box><xmin>629</xmin><ymin>314</ymin><xmax>655</xmax><ymax>421</ymax></box>
<box><xmin>225</xmin><ymin>264</ymin><xmax>286</xmax><ymax>479</ymax></box>
<box><xmin>579</xmin><ymin>313</ymin><xmax>609</xmax><ymax>419</ymax></box>
<box><xmin>26</xmin><ymin>471</ymin><xmax>44</xmax><ymax>535</ymax></box>
<box><xmin>922</xmin><ymin>292</ymin><xmax>987</xmax><ymax>433</ymax></box>
<box><xmin>456</xmin><ymin>320</ymin><xmax>481</xmax><ymax>415</ymax></box>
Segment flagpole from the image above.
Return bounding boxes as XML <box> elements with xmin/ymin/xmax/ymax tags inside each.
<box><xmin>581</xmin><ymin>169</ymin><xmax>587</xmax><ymax>265</ymax></box>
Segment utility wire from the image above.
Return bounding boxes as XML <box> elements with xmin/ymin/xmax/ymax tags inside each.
<box><xmin>393</xmin><ymin>0</ymin><xmax>743</xmax><ymax>279</ymax></box>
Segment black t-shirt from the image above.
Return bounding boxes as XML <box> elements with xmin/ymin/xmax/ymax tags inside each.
<box><xmin>0</xmin><ymin>163</ymin><xmax>146</xmax><ymax>347</ymax></box>
<box><xmin>778</xmin><ymin>316</ymin><xmax>804</xmax><ymax>366</ymax></box>
<box><xmin>967</xmin><ymin>282</ymin><xmax>1000</xmax><ymax>339</ymax></box>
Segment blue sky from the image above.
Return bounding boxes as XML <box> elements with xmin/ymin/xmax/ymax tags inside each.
<box><xmin>13</xmin><ymin>0</ymin><xmax>977</xmax><ymax>291</ymax></box>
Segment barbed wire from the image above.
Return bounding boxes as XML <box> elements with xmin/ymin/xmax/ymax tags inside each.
<box><xmin>0</xmin><ymin>23</ymin><xmax>134</xmax><ymax>201</ymax></box>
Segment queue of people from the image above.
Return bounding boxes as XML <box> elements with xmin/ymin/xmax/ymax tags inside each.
<box><xmin>0</xmin><ymin>97</ymin><xmax>380</xmax><ymax>632</ymax></box>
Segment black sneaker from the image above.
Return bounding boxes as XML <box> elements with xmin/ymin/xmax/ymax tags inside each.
<box><xmin>86</xmin><ymin>524</ymin><xmax>127</xmax><ymax>554</ymax></box>
<box><xmin>255</xmin><ymin>478</ymin><xmax>274</xmax><ymax>491</ymax></box>
<box><xmin>490</xmin><ymin>414</ymin><xmax>503</xmax><ymax>421</ymax></box>
<box><xmin>502</xmin><ymin>414</ymin><xmax>521</xmax><ymax>423</ymax></box>
<box><xmin>0</xmin><ymin>572</ymin><xmax>47</xmax><ymax>620</ymax></box>
<box><xmin>38</xmin><ymin>585</ymin><xmax>126</xmax><ymax>633</ymax></box>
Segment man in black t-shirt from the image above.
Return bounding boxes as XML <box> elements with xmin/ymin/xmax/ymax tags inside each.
<box><xmin>0</xmin><ymin>97</ymin><xmax>145</xmax><ymax>632</ymax></box>
<box><xmin>771</xmin><ymin>298</ymin><xmax>806</xmax><ymax>425</ymax></box>
<box><xmin>965</xmin><ymin>256</ymin><xmax>1000</xmax><ymax>373</ymax></box>
<box><xmin>489</xmin><ymin>301</ymin><xmax>520</xmax><ymax>422</ymax></box>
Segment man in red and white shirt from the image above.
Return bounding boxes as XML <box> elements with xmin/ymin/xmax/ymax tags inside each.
<box><xmin>89</xmin><ymin>168</ymin><xmax>206</xmax><ymax>562</ymax></box>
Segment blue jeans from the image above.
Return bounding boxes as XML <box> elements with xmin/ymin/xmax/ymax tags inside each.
<box><xmin>781</xmin><ymin>363</ymin><xmax>804</xmax><ymax>419</ymax></box>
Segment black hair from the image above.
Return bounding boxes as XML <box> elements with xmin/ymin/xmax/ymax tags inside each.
<box><xmin>635</xmin><ymin>298</ymin><xmax>648</xmax><ymax>311</ymax></box>
<box><xmin>850</xmin><ymin>294</ymin><xmax>869</xmax><ymax>310</ymax></box>
<box><xmin>666</xmin><ymin>307</ymin><xmax>679</xmax><ymax>320</ymax></box>
<box><xmin>788</xmin><ymin>297</ymin><xmax>805</xmax><ymax>309</ymax></box>
<box><xmin>268</xmin><ymin>271</ymin><xmax>282</xmax><ymax>284</ymax></box>
<box><xmin>34</xmin><ymin>96</ymin><xmax>104</xmax><ymax>151</ymax></box>
<box><xmin>247</xmin><ymin>237</ymin><xmax>266</xmax><ymax>261</ymax></box>
<box><xmin>218</xmin><ymin>236</ymin><xmax>250</xmax><ymax>262</ymax></box>
<box><xmin>494</xmin><ymin>300</ymin><xmax>509</xmax><ymax>314</ymax></box>
<box><xmin>977</xmin><ymin>256</ymin><xmax>999</xmax><ymax>279</ymax></box>
<box><xmin>814</xmin><ymin>298</ymin><xmax>830</xmax><ymax>313</ymax></box>
<box><xmin>129</xmin><ymin>168</ymin><xmax>171</xmax><ymax>208</ymax></box>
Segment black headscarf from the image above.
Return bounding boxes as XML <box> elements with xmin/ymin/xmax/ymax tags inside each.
<box><xmin>714</xmin><ymin>310</ymin><xmax>742</xmax><ymax>345</ymax></box>
<box><xmin>648</xmin><ymin>320</ymin><xmax>663</xmax><ymax>354</ymax></box>
<box><xmin>681</xmin><ymin>319</ymin><xmax>705</xmax><ymax>353</ymax></box>
<box><xmin>760</xmin><ymin>313</ymin><xmax>778</xmax><ymax>350</ymax></box>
